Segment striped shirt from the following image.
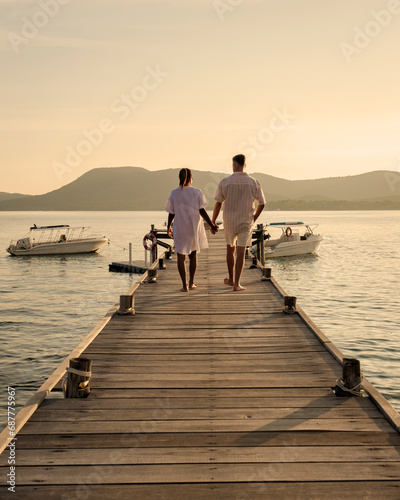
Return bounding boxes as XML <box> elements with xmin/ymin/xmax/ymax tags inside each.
<box><xmin>214</xmin><ymin>172</ymin><xmax>266</xmax><ymax>234</ymax></box>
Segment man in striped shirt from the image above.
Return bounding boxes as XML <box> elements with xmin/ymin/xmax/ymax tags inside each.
<box><xmin>212</xmin><ymin>154</ymin><xmax>265</xmax><ymax>291</ymax></box>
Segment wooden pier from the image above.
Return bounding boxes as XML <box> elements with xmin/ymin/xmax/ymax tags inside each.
<box><xmin>1</xmin><ymin>230</ymin><xmax>400</xmax><ymax>499</ymax></box>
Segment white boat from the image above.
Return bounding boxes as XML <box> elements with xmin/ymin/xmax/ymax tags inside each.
<box><xmin>6</xmin><ymin>225</ymin><xmax>108</xmax><ymax>256</ymax></box>
<box><xmin>255</xmin><ymin>222</ymin><xmax>324</xmax><ymax>259</ymax></box>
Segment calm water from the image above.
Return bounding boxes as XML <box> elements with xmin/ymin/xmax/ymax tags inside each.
<box><xmin>0</xmin><ymin>211</ymin><xmax>399</xmax><ymax>429</ymax></box>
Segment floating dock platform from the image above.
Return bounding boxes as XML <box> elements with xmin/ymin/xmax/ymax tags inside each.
<box><xmin>1</xmin><ymin>230</ymin><xmax>400</xmax><ymax>499</ymax></box>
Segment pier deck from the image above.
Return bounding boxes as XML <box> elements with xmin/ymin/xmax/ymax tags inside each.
<box><xmin>1</xmin><ymin>231</ymin><xmax>400</xmax><ymax>499</ymax></box>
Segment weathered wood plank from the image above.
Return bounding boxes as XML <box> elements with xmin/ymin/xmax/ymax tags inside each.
<box><xmin>18</xmin><ymin>417</ymin><xmax>395</xmax><ymax>435</ymax></box>
<box><xmin>55</xmin><ymin>387</ymin><xmax>342</xmax><ymax>398</ymax></box>
<box><xmin>10</xmin><ymin>462</ymin><xmax>400</xmax><ymax>484</ymax></box>
<box><xmin>28</xmin><ymin>406</ymin><xmax>383</xmax><ymax>423</ymax></box>
<box><xmin>3</xmin><ymin>445</ymin><xmax>400</xmax><ymax>467</ymax></box>
<box><xmin>38</xmin><ymin>395</ymin><xmax>375</xmax><ymax>410</ymax></box>
<box><xmin>13</xmin><ymin>431</ymin><xmax>400</xmax><ymax>450</ymax></box>
<box><xmin>3</xmin><ymin>482</ymin><xmax>400</xmax><ymax>500</ymax></box>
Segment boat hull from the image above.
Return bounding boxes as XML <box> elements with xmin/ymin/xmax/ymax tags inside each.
<box><xmin>7</xmin><ymin>237</ymin><xmax>108</xmax><ymax>256</ymax></box>
<box><xmin>264</xmin><ymin>236</ymin><xmax>323</xmax><ymax>259</ymax></box>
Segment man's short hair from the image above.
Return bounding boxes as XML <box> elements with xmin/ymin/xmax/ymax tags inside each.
<box><xmin>232</xmin><ymin>154</ymin><xmax>245</xmax><ymax>167</ymax></box>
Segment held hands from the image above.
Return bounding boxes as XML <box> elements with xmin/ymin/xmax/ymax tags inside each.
<box><xmin>210</xmin><ymin>222</ymin><xmax>219</xmax><ymax>235</ymax></box>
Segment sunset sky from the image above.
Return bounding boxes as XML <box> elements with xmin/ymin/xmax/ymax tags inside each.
<box><xmin>1</xmin><ymin>0</ymin><xmax>400</xmax><ymax>194</ymax></box>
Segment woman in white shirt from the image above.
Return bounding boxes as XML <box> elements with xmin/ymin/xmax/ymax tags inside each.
<box><xmin>166</xmin><ymin>168</ymin><xmax>218</xmax><ymax>292</ymax></box>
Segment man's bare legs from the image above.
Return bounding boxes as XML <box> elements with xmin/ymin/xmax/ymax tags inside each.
<box><xmin>189</xmin><ymin>251</ymin><xmax>197</xmax><ymax>289</ymax></box>
<box><xmin>224</xmin><ymin>245</ymin><xmax>235</xmax><ymax>286</ymax></box>
<box><xmin>234</xmin><ymin>246</ymin><xmax>246</xmax><ymax>291</ymax></box>
<box><xmin>224</xmin><ymin>245</ymin><xmax>246</xmax><ymax>291</ymax></box>
<box><xmin>177</xmin><ymin>253</ymin><xmax>188</xmax><ymax>292</ymax></box>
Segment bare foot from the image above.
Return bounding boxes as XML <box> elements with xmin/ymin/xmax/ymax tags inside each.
<box><xmin>181</xmin><ymin>286</ymin><xmax>189</xmax><ymax>292</ymax></box>
<box><xmin>233</xmin><ymin>285</ymin><xmax>246</xmax><ymax>292</ymax></box>
<box><xmin>189</xmin><ymin>283</ymin><xmax>197</xmax><ymax>290</ymax></box>
<box><xmin>224</xmin><ymin>278</ymin><xmax>234</xmax><ymax>286</ymax></box>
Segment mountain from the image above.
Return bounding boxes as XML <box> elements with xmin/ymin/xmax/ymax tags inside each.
<box><xmin>0</xmin><ymin>167</ymin><xmax>399</xmax><ymax>211</ymax></box>
<box><xmin>0</xmin><ymin>192</ymin><xmax>31</xmax><ymax>202</ymax></box>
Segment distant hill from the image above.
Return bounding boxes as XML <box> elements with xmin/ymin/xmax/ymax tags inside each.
<box><xmin>0</xmin><ymin>167</ymin><xmax>399</xmax><ymax>211</ymax></box>
<box><xmin>0</xmin><ymin>192</ymin><xmax>31</xmax><ymax>202</ymax></box>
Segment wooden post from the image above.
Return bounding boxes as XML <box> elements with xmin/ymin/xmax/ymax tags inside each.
<box><xmin>250</xmin><ymin>256</ymin><xmax>258</xmax><ymax>269</ymax></box>
<box><xmin>148</xmin><ymin>269</ymin><xmax>158</xmax><ymax>283</ymax></box>
<box><xmin>129</xmin><ymin>243</ymin><xmax>132</xmax><ymax>266</ymax></box>
<box><xmin>159</xmin><ymin>258</ymin><xmax>166</xmax><ymax>270</ymax></box>
<box><xmin>63</xmin><ymin>357</ymin><xmax>92</xmax><ymax>398</ymax></box>
<box><xmin>334</xmin><ymin>358</ymin><xmax>363</xmax><ymax>397</ymax></box>
<box><xmin>261</xmin><ymin>267</ymin><xmax>272</xmax><ymax>281</ymax></box>
<box><xmin>151</xmin><ymin>225</ymin><xmax>158</xmax><ymax>264</ymax></box>
<box><xmin>118</xmin><ymin>294</ymin><xmax>135</xmax><ymax>315</ymax></box>
<box><xmin>283</xmin><ymin>296</ymin><xmax>297</xmax><ymax>314</ymax></box>
<box><xmin>257</xmin><ymin>223</ymin><xmax>265</xmax><ymax>267</ymax></box>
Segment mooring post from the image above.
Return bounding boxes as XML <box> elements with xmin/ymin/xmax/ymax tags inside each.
<box><xmin>159</xmin><ymin>258</ymin><xmax>166</xmax><ymax>270</ymax></box>
<box><xmin>283</xmin><ymin>296</ymin><xmax>297</xmax><ymax>314</ymax></box>
<box><xmin>148</xmin><ymin>269</ymin><xmax>158</xmax><ymax>283</ymax></box>
<box><xmin>118</xmin><ymin>294</ymin><xmax>135</xmax><ymax>315</ymax></box>
<box><xmin>63</xmin><ymin>357</ymin><xmax>92</xmax><ymax>398</ymax></box>
<box><xmin>250</xmin><ymin>256</ymin><xmax>258</xmax><ymax>269</ymax></box>
<box><xmin>257</xmin><ymin>223</ymin><xmax>265</xmax><ymax>267</ymax></box>
<box><xmin>261</xmin><ymin>267</ymin><xmax>272</xmax><ymax>281</ymax></box>
<box><xmin>151</xmin><ymin>224</ymin><xmax>158</xmax><ymax>264</ymax></box>
<box><xmin>334</xmin><ymin>358</ymin><xmax>363</xmax><ymax>397</ymax></box>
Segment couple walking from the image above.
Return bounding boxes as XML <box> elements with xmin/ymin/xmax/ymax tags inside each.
<box><xmin>166</xmin><ymin>154</ymin><xmax>266</xmax><ymax>292</ymax></box>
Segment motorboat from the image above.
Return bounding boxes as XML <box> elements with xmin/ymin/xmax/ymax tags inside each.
<box><xmin>253</xmin><ymin>222</ymin><xmax>324</xmax><ymax>259</ymax></box>
<box><xmin>6</xmin><ymin>225</ymin><xmax>108</xmax><ymax>256</ymax></box>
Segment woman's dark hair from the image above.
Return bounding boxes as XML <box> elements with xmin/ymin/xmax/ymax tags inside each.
<box><xmin>232</xmin><ymin>154</ymin><xmax>246</xmax><ymax>167</ymax></box>
<box><xmin>179</xmin><ymin>168</ymin><xmax>192</xmax><ymax>189</ymax></box>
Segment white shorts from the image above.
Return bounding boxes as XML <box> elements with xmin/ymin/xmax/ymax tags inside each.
<box><xmin>224</xmin><ymin>227</ymin><xmax>252</xmax><ymax>247</ymax></box>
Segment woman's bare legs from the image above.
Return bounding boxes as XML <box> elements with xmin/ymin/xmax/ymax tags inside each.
<box><xmin>189</xmin><ymin>251</ymin><xmax>197</xmax><ymax>289</ymax></box>
<box><xmin>177</xmin><ymin>253</ymin><xmax>188</xmax><ymax>292</ymax></box>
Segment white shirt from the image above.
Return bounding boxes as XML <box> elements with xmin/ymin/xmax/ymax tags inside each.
<box><xmin>214</xmin><ymin>172</ymin><xmax>266</xmax><ymax>234</ymax></box>
<box><xmin>166</xmin><ymin>186</ymin><xmax>209</xmax><ymax>255</ymax></box>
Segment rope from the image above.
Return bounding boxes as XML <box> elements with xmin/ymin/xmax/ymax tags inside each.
<box><xmin>108</xmin><ymin>239</ymin><xmax>126</xmax><ymax>251</ymax></box>
<box><xmin>335</xmin><ymin>374</ymin><xmax>363</xmax><ymax>396</ymax></box>
<box><xmin>324</xmin><ymin>238</ymin><xmax>354</xmax><ymax>251</ymax></box>
<box><xmin>66</xmin><ymin>367</ymin><xmax>91</xmax><ymax>377</ymax></box>
<box><xmin>62</xmin><ymin>367</ymin><xmax>91</xmax><ymax>396</ymax></box>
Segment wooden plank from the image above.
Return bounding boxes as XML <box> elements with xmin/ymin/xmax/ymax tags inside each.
<box><xmin>3</xmin><ymin>445</ymin><xmax>400</xmax><ymax>466</ymax></box>
<box><xmin>13</xmin><ymin>431</ymin><xmax>400</xmax><ymax>450</ymax></box>
<box><xmin>28</xmin><ymin>406</ymin><xmax>383</xmax><ymax>423</ymax></box>
<box><xmin>38</xmin><ymin>395</ymin><xmax>375</xmax><ymax>410</ymax></box>
<box><xmin>77</xmin><ymin>362</ymin><xmax>340</xmax><ymax>374</ymax></box>
<box><xmin>87</xmin><ymin>338</ymin><xmax>322</xmax><ymax>347</ymax></box>
<box><xmin>3</xmin><ymin>482</ymin><xmax>400</xmax><ymax>500</ymax></box>
<box><xmin>10</xmin><ymin>462</ymin><xmax>400</xmax><ymax>484</ymax></box>
<box><xmin>83</xmin><ymin>346</ymin><xmax>329</xmax><ymax>355</ymax></box>
<box><xmin>18</xmin><ymin>418</ymin><xmax>396</xmax><ymax>434</ymax></box>
<box><xmin>59</xmin><ymin>387</ymin><xmax>341</xmax><ymax>398</ymax></box>
<box><xmin>83</xmin><ymin>352</ymin><xmax>338</xmax><ymax>362</ymax></box>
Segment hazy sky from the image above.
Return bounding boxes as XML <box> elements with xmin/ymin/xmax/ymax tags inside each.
<box><xmin>1</xmin><ymin>0</ymin><xmax>400</xmax><ymax>194</ymax></box>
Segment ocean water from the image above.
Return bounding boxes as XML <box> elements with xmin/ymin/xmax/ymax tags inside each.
<box><xmin>0</xmin><ymin>210</ymin><xmax>399</xmax><ymax>429</ymax></box>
